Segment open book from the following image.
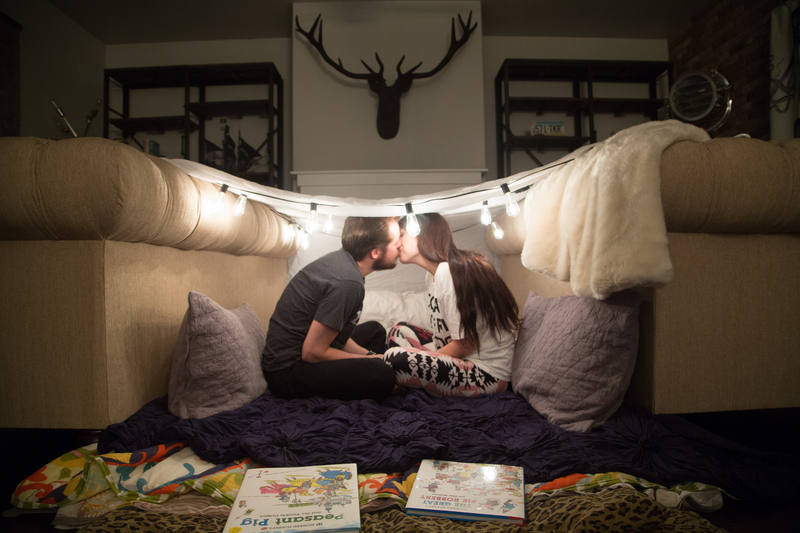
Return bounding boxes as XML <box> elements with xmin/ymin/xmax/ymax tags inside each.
<box><xmin>222</xmin><ymin>464</ymin><xmax>361</xmax><ymax>533</ymax></box>
<box><xmin>406</xmin><ymin>459</ymin><xmax>525</xmax><ymax>525</ymax></box>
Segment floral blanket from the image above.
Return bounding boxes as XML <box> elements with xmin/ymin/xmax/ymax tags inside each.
<box><xmin>12</xmin><ymin>442</ymin><xmax>722</xmax><ymax>528</ymax></box>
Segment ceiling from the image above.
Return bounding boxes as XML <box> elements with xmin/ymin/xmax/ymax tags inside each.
<box><xmin>45</xmin><ymin>0</ymin><xmax>712</xmax><ymax>45</ymax></box>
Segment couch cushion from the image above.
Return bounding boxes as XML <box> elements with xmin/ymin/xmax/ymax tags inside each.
<box><xmin>511</xmin><ymin>290</ymin><xmax>641</xmax><ymax>432</ymax></box>
<box><xmin>168</xmin><ymin>291</ymin><xmax>267</xmax><ymax>419</ymax></box>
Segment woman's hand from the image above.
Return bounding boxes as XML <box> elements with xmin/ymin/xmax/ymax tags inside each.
<box><xmin>434</xmin><ymin>338</ymin><xmax>475</xmax><ymax>359</ymax></box>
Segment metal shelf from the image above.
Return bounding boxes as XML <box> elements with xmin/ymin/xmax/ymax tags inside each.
<box><xmin>103</xmin><ymin>62</ymin><xmax>284</xmax><ymax>189</ymax></box>
<box><xmin>187</xmin><ymin>100</ymin><xmax>277</xmax><ymax>120</ymax></box>
<box><xmin>108</xmin><ymin>116</ymin><xmax>197</xmax><ymax>137</ymax></box>
<box><xmin>496</xmin><ymin>59</ymin><xmax>671</xmax><ymax>177</ymax></box>
<box><xmin>510</xmin><ymin>135</ymin><xmax>591</xmax><ymax>152</ymax></box>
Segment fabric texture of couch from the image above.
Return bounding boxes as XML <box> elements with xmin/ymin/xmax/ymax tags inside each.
<box><xmin>0</xmin><ymin>137</ymin><xmax>298</xmax><ymax>429</ymax></box>
<box><xmin>489</xmin><ymin>136</ymin><xmax>800</xmax><ymax>414</ymax></box>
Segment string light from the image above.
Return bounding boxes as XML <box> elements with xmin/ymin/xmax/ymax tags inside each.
<box><xmin>490</xmin><ymin>221</ymin><xmax>505</xmax><ymax>240</ymax></box>
<box><xmin>307</xmin><ymin>203</ymin><xmax>319</xmax><ymax>233</ymax></box>
<box><xmin>300</xmin><ymin>228</ymin><xmax>310</xmax><ymax>250</ymax></box>
<box><xmin>172</xmin><ymin>149</ymin><xmax>583</xmax><ymax>234</ymax></box>
<box><xmin>285</xmin><ymin>222</ymin><xmax>297</xmax><ymax>239</ymax></box>
<box><xmin>501</xmin><ymin>183</ymin><xmax>520</xmax><ymax>217</ymax></box>
<box><xmin>212</xmin><ymin>184</ymin><xmax>229</xmax><ymax>214</ymax></box>
<box><xmin>233</xmin><ymin>194</ymin><xmax>248</xmax><ymax>217</ymax></box>
<box><xmin>480</xmin><ymin>201</ymin><xmax>492</xmax><ymax>226</ymax></box>
<box><xmin>405</xmin><ymin>203</ymin><xmax>420</xmax><ymax>237</ymax></box>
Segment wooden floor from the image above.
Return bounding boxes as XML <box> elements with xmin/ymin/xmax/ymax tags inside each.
<box><xmin>2</xmin><ymin>407</ymin><xmax>799</xmax><ymax>533</ymax></box>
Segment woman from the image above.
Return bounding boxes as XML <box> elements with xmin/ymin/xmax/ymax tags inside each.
<box><xmin>382</xmin><ymin>213</ymin><xmax>520</xmax><ymax>396</ymax></box>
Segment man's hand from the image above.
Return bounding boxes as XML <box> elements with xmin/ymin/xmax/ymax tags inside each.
<box><xmin>303</xmin><ymin>320</ymin><xmax>379</xmax><ymax>362</ymax></box>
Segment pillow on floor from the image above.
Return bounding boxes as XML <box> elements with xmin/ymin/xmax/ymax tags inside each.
<box><xmin>168</xmin><ymin>291</ymin><xmax>267</xmax><ymax>419</ymax></box>
<box><xmin>511</xmin><ymin>290</ymin><xmax>641</xmax><ymax>433</ymax></box>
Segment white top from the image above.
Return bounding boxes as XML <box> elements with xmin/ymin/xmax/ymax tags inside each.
<box><xmin>425</xmin><ymin>263</ymin><xmax>515</xmax><ymax>381</ymax></box>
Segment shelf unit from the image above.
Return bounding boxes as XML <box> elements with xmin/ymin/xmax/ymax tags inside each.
<box><xmin>103</xmin><ymin>62</ymin><xmax>284</xmax><ymax>189</ymax></box>
<box><xmin>495</xmin><ymin>59</ymin><xmax>671</xmax><ymax>178</ymax></box>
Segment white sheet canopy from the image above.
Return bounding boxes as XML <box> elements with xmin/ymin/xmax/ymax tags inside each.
<box><xmin>166</xmin><ymin>147</ymin><xmax>590</xmax><ymax>235</ymax></box>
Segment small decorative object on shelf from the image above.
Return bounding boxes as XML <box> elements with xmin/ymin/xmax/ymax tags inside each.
<box><xmin>530</xmin><ymin>120</ymin><xmax>565</xmax><ymax>137</ymax></box>
<box><xmin>51</xmin><ymin>98</ymin><xmax>102</xmax><ymax>138</ymax></box>
<box><xmin>405</xmin><ymin>459</ymin><xmax>525</xmax><ymax>526</ymax></box>
<box><xmin>146</xmin><ymin>140</ymin><xmax>160</xmax><ymax>156</ymax></box>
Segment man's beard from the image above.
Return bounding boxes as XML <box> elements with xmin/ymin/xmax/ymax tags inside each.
<box><xmin>372</xmin><ymin>250</ymin><xmax>398</xmax><ymax>271</ymax></box>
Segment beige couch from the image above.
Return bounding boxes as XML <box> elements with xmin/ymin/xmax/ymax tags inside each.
<box><xmin>2</xmin><ymin>135</ymin><xmax>798</xmax><ymax>431</ymax></box>
<box><xmin>489</xmin><ymin>136</ymin><xmax>800</xmax><ymax>415</ymax></box>
<box><xmin>0</xmin><ymin>137</ymin><xmax>298</xmax><ymax>429</ymax></box>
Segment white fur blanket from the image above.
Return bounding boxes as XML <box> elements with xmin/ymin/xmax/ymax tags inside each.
<box><xmin>521</xmin><ymin>120</ymin><xmax>710</xmax><ymax>300</ymax></box>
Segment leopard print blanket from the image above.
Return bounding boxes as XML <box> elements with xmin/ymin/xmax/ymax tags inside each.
<box><xmin>77</xmin><ymin>486</ymin><xmax>722</xmax><ymax>532</ymax></box>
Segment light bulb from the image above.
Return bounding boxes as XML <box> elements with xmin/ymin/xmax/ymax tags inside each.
<box><xmin>285</xmin><ymin>222</ymin><xmax>296</xmax><ymax>239</ymax></box>
<box><xmin>300</xmin><ymin>229</ymin><xmax>310</xmax><ymax>250</ymax></box>
<box><xmin>233</xmin><ymin>194</ymin><xmax>247</xmax><ymax>217</ymax></box>
<box><xmin>491</xmin><ymin>221</ymin><xmax>505</xmax><ymax>240</ymax></box>
<box><xmin>307</xmin><ymin>203</ymin><xmax>319</xmax><ymax>234</ymax></box>
<box><xmin>480</xmin><ymin>201</ymin><xmax>492</xmax><ymax>226</ymax></box>
<box><xmin>501</xmin><ymin>183</ymin><xmax>520</xmax><ymax>217</ymax></box>
<box><xmin>212</xmin><ymin>184</ymin><xmax>229</xmax><ymax>214</ymax></box>
<box><xmin>323</xmin><ymin>213</ymin><xmax>334</xmax><ymax>234</ymax></box>
<box><xmin>405</xmin><ymin>203</ymin><xmax>420</xmax><ymax>237</ymax></box>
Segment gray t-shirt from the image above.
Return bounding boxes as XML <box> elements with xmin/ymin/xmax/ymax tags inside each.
<box><xmin>261</xmin><ymin>249</ymin><xmax>365</xmax><ymax>373</ymax></box>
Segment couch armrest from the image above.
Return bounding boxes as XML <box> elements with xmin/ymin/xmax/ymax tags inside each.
<box><xmin>660</xmin><ymin>137</ymin><xmax>800</xmax><ymax>233</ymax></box>
<box><xmin>0</xmin><ymin>137</ymin><xmax>298</xmax><ymax>258</ymax></box>
<box><xmin>486</xmin><ymin>137</ymin><xmax>800</xmax><ymax>256</ymax></box>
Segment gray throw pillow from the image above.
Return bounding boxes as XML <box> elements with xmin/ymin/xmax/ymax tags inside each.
<box><xmin>511</xmin><ymin>290</ymin><xmax>641</xmax><ymax>433</ymax></box>
<box><xmin>168</xmin><ymin>291</ymin><xmax>267</xmax><ymax>419</ymax></box>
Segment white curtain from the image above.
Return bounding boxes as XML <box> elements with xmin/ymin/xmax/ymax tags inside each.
<box><xmin>770</xmin><ymin>0</ymin><xmax>800</xmax><ymax>140</ymax></box>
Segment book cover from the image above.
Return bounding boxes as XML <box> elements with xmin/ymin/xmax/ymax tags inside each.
<box><xmin>222</xmin><ymin>464</ymin><xmax>361</xmax><ymax>533</ymax></box>
<box><xmin>405</xmin><ymin>459</ymin><xmax>525</xmax><ymax>526</ymax></box>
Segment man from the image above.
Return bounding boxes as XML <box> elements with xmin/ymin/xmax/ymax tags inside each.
<box><xmin>260</xmin><ymin>216</ymin><xmax>400</xmax><ymax>401</ymax></box>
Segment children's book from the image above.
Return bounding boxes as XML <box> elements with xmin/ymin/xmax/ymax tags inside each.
<box><xmin>405</xmin><ymin>459</ymin><xmax>525</xmax><ymax>526</ymax></box>
<box><xmin>222</xmin><ymin>464</ymin><xmax>361</xmax><ymax>533</ymax></box>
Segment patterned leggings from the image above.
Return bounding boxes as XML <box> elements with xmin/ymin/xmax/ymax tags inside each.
<box><xmin>382</xmin><ymin>322</ymin><xmax>509</xmax><ymax>397</ymax></box>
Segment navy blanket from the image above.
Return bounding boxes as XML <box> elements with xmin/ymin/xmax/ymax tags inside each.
<box><xmin>99</xmin><ymin>390</ymin><xmax>799</xmax><ymax>504</ymax></box>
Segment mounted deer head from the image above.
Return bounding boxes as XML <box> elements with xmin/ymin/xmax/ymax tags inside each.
<box><xmin>296</xmin><ymin>12</ymin><xmax>477</xmax><ymax>139</ymax></box>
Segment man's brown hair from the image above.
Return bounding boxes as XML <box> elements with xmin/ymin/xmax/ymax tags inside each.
<box><xmin>341</xmin><ymin>217</ymin><xmax>398</xmax><ymax>261</ymax></box>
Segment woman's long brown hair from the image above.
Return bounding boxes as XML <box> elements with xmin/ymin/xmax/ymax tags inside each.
<box><xmin>402</xmin><ymin>213</ymin><xmax>520</xmax><ymax>351</ymax></box>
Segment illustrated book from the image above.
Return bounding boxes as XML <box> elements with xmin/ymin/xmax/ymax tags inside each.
<box><xmin>405</xmin><ymin>459</ymin><xmax>525</xmax><ymax>525</ymax></box>
<box><xmin>222</xmin><ymin>463</ymin><xmax>361</xmax><ymax>533</ymax></box>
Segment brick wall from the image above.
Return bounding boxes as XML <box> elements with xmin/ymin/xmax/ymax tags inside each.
<box><xmin>668</xmin><ymin>0</ymin><xmax>785</xmax><ymax>139</ymax></box>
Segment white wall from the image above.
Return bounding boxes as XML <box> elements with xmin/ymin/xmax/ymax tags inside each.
<box><xmin>105</xmin><ymin>38</ymin><xmax>293</xmax><ymax>175</ymax></box>
<box><xmin>1</xmin><ymin>0</ymin><xmax>104</xmax><ymax>139</ymax></box>
<box><xmin>292</xmin><ymin>1</ymin><xmax>485</xmax><ymax>173</ymax></box>
<box><xmin>482</xmin><ymin>36</ymin><xmax>669</xmax><ymax>180</ymax></box>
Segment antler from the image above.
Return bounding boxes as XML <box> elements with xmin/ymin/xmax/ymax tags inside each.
<box><xmin>295</xmin><ymin>14</ymin><xmax>384</xmax><ymax>81</ymax></box>
<box><xmin>399</xmin><ymin>11</ymin><xmax>477</xmax><ymax>80</ymax></box>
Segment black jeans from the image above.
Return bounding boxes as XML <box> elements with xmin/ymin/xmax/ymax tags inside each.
<box><xmin>265</xmin><ymin>321</ymin><xmax>395</xmax><ymax>402</ymax></box>
<box><xmin>350</xmin><ymin>320</ymin><xmax>388</xmax><ymax>354</ymax></box>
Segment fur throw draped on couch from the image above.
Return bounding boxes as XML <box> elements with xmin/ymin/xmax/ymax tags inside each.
<box><xmin>521</xmin><ymin>120</ymin><xmax>710</xmax><ymax>299</ymax></box>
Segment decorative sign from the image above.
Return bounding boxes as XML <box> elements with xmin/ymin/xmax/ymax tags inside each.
<box><xmin>530</xmin><ymin>120</ymin><xmax>565</xmax><ymax>136</ymax></box>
